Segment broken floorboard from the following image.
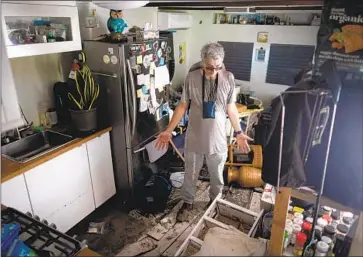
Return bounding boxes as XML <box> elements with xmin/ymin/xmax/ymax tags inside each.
<box><xmin>144</xmin><ymin>188</ymin><xmax>210</xmax><ymax>256</ymax></box>
<box><xmin>146</xmin><ymin>182</ymin><xmax>209</xmax><ymax>241</ymax></box>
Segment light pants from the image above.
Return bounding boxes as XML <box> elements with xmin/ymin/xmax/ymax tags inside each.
<box><xmin>181</xmin><ymin>151</ymin><xmax>228</xmax><ymax>204</ymax></box>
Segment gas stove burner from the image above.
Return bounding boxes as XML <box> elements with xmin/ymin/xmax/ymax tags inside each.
<box><xmin>2</xmin><ymin>208</ymin><xmax>85</xmax><ymax>257</ymax></box>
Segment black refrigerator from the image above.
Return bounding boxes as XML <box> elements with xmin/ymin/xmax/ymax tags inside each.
<box><xmin>83</xmin><ymin>38</ymin><xmax>175</xmax><ymax>198</ymax></box>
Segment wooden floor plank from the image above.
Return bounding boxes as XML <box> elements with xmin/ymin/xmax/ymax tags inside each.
<box><xmin>162</xmin><ymin>223</ymin><xmax>195</xmax><ymax>257</ymax></box>
<box><xmin>144</xmin><ymin>187</ymin><xmax>210</xmax><ymax>256</ymax></box>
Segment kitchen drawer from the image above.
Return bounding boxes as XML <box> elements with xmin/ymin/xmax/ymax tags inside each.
<box><xmin>1</xmin><ymin>174</ymin><xmax>32</xmax><ymax>215</ymax></box>
<box><xmin>24</xmin><ymin>144</ymin><xmax>95</xmax><ymax>232</ymax></box>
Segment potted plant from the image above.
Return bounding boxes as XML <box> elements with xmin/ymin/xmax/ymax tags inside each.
<box><xmin>68</xmin><ymin>64</ymin><xmax>100</xmax><ymax>132</ymax></box>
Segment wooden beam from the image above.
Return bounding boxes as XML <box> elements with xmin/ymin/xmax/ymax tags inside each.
<box><xmin>174</xmin><ymin>193</ymin><xmax>220</xmax><ymax>256</ymax></box>
<box><xmin>189</xmin><ymin>236</ymin><xmax>203</xmax><ymax>248</ymax></box>
<box><xmin>204</xmin><ymin>216</ymin><xmax>231</xmax><ymax>230</ymax></box>
<box><xmin>269</xmin><ymin>187</ymin><xmax>291</xmax><ymax>256</ymax></box>
<box><xmin>248</xmin><ymin>209</ymin><xmax>264</xmax><ymax>237</ymax></box>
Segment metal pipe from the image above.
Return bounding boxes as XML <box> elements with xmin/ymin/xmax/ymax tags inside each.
<box><xmin>310</xmin><ymin>102</ymin><xmax>338</xmax><ymax>243</ymax></box>
<box><xmin>276</xmin><ymin>94</ymin><xmax>286</xmax><ymax>193</ymax></box>
<box><xmin>91</xmin><ymin>71</ymin><xmax>118</xmax><ymax>78</ymax></box>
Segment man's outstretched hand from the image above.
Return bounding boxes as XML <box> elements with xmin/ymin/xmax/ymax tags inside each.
<box><xmin>155</xmin><ymin>131</ymin><xmax>172</xmax><ymax>150</ymax></box>
<box><xmin>236</xmin><ymin>133</ymin><xmax>253</xmax><ymax>153</ymax></box>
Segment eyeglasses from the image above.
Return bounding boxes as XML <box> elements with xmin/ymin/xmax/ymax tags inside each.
<box><xmin>205</xmin><ymin>65</ymin><xmax>223</xmax><ymax>71</ymax></box>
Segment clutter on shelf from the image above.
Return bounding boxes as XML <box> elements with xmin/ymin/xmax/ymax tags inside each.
<box><xmin>5</xmin><ymin>18</ymin><xmax>70</xmax><ymax>46</ymax></box>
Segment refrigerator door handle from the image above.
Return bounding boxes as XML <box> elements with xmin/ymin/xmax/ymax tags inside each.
<box><xmin>91</xmin><ymin>71</ymin><xmax>118</xmax><ymax>78</ymax></box>
<box><xmin>126</xmin><ymin>59</ymin><xmax>137</xmax><ymax>137</ymax></box>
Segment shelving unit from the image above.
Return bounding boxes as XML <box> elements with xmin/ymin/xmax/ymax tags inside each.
<box><xmin>1</xmin><ymin>2</ymin><xmax>81</xmax><ymax>58</ymax></box>
<box><xmin>212</xmin><ymin>11</ymin><xmax>321</xmax><ymax>26</ymax></box>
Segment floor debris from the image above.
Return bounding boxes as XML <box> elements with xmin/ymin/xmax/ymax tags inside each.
<box><xmin>224</xmin><ymin>187</ymin><xmax>252</xmax><ymax>209</ymax></box>
<box><xmin>87</xmin><ymin>221</ymin><xmax>107</xmax><ymax>235</ymax></box>
<box><xmin>69</xmin><ymin>181</ymin><xmax>255</xmax><ymax>257</ymax></box>
<box><xmin>116</xmin><ymin>238</ymin><xmax>156</xmax><ymax>256</ymax></box>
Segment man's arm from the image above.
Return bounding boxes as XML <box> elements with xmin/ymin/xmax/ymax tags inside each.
<box><xmin>155</xmin><ymin>74</ymin><xmax>190</xmax><ymax>150</ymax></box>
<box><xmin>227</xmin><ymin>103</ymin><xmax>242</xmax><ymax>132</ymax></box>
<box><xmin>166</xmin><ymin>101</ymin><xmax>188</xmax><ymax>133</ymax></box>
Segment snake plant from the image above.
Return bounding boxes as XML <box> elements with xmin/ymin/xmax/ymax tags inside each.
<box><xmin>68</xmin><ymin>64</ymin><xmax>100</xmax><ymax>110</ymax></box>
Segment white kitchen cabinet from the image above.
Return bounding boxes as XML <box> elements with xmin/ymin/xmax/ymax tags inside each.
<box><xmin>1</xmin><ymin>2</ymin><xmax>81</xmax><ymax>58</ymax></box>
<box><xmin>86</xmin><ymin>132</ymin><xmax>116</xmax><ymax>208</ymax></box>
<box><xmin>1</xmin><ymin>36</ymin><xmax>23</xmax><ymax>131</ymax></box>
<box><xmin>2</xmin><ymin>174</ymin><xmax>33</xmax><ymax>215</ymax></box>
<box><xmin>24</xmin><ymin>145</ymin><xmax>95</xmax><ymax>232</ymax></box>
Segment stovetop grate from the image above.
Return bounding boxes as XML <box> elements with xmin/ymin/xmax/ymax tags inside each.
<box><xmin>2</xmin><ymin>207</ymin><xmax>84</xmax><ymax>257</ymax></box>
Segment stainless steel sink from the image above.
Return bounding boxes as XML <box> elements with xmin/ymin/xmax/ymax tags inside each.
<box><xmin>1</xmin><ymin>131</ymin><xmax>75</xmax><ymax>163</ymax></box>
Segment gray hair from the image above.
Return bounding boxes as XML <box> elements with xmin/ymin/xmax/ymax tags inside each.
<box><xmin>200</xmin><ymin>42</ymin><xmax>225</xmax><ymax>62</ymax></box>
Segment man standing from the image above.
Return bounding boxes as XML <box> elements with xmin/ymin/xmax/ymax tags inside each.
<box><xmin>156</xmin><ymin>43</ymin><xmax>252</xmax><ymax>220</ymax></box>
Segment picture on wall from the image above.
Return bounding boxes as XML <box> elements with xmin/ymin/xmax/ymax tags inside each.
<box><xmin>256</xmin><ymin>47</ymin><xmax>266</xmax><ymax>62</ymax></box>
<box><xmin>257</xmin><ymin>32</ymin><xmax>269</xmax><ymax>43</ymax></box>
<box><xmin>179</xmin><ymin>42</ymin><xmax>186</xmax><ymax>64</ymax></box>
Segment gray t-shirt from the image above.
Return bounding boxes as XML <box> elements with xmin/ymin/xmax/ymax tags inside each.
<box><xmin>182</xmin><ymin>69</ymin><xmax>235</xmax><ymax>154</ymax></box>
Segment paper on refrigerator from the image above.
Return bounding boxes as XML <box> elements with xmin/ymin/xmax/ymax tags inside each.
<box><xmin>155</xmin><ymin>65</ymin><xmax>170</xmax><ymax>91</ymax></box>
<box><xmin>149</xmin><ymin>76</ymin><xmax>159</xmax><ymax>114</ymax></box>
<box><xmin>144</xmin><ymin>74</ymin><xmax>150</xmax><ymax>89</ymax></box>
<box><xmin>136</xmin><ymin>74</ymin><xmax>145</xmax><ymax>85</ymax></box>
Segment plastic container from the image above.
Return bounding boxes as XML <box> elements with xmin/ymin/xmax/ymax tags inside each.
<box><xmin>287</xmin><ymin>213</ymin><xmax>295</xmax><ymax>221</ymax></box>
<box><xmin>314</xmin><ymin>225</ymin><xmax>323</xmax><ymax>240</ymax></box>
<box><xmin>333</xmin><ymin>234</ymin><xmax>345</xmax><ymax>256</ymax></box>
<box><xmin>322</xmin><ymin>214</ymin><xmax>332</xmax><ymax>224</ymax></box>
<box><xmin>305</xmin><ymin>217</ymin><xmax>313</xmax><ymax>224</ymax></box>
<box><xmin>284</xmin><ymin>225</ymin><xmax>293</xmax><ymax>249</ymax></box>
<box><xmin>315</xmin><ymin>241</ymin><xmax>329</xmax><ymax>256</ymax></box>
<box><xmin>293</xmin><ymin>218</ymin><xmax>304</xmax><ymax>226</ymax></box>
<box><xmin>294</xmin><ymin>212</ymin><xmax>304</xmax><ymax>221</ymax></box>
<box><xmin>331</xmin><ymin>220</ymin><xmax>339</xmax><ymax>229</ymax></box>
<box><xmin>302</xmin><ymin>221</ymin><xmax>312</xmax><ymax>238</ymax></box>
<box><xmin>322</xmin><ymin>206</ymin><xmax>332</xmax><ymax>216</ymax></box>
<box><xmin>317</xmin><ymin>217</ymin><xmax>328</xmax><ymax>228</ymax></box>
<box><xmin>321</xmin><ymin>236</ymin><xmax>333</xmax><ymax>250</ymax></box>
<box><xmin>322</xmin><ymin>225</ymin><xmax>336</xmax><ymax>239</ymax></box>
<box><xmin>70</xmin><ymin>108</ymin><xmax>98</xmax><ymax>132</ymax></box>
<box><xmin>286</xmin><ymin>219</ymin><xmax>293</xmax><ymax>227</ymax></box>
<box><xmin>336</xmin><ymin>224</ymin><xmax>349</xmax><ymax>236</ymax></box>
<box><xmin>342</xmin><ymin>216</ymin><xmax>353</xmax><ymax>226</ymax></box>
<box><xmin>342</xmin><ymin>212</ymin><xmax>353</xmax><ymax>219</ymax></box>
<box><xmin>331</xmin><ymin>210</ymin><xmax>340</xmax><ymax>221</ymax></box>
<box><xmin>290</xmin><ymin>224</ymin><xmax>302</xmax><ymax>246</ymax></box>
<box><xmin>293</xmin><ymin>206</ymin><xmax>304</xmax><ymax>214</ymax></box>
<box><xmin>38</xmin><ymin>102</ymin><xmax>50</xmax><ymax>127</ymax></box>
<box><xmin>318</xmin><ymin>209</ymin><xmax>325</xmax><ymax>218</ymax></box>
<box><xmin>293</xmin><ymin>232</ymin><xmax>307</xmax><ymax>256</ymax></box>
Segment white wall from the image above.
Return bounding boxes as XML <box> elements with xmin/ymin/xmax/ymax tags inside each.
<box><xmin>9</xmin><ymin>53</ymin><xmax>73</xmax><ymax>125</ymax></box>
<box><xmin>187</xmin><ymin>10</ymin><xmax>319</xmax><ymax>104</ymax></box>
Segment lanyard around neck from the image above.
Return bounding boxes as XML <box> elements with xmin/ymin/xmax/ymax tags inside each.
<box><xmin>202</xmin><ymin>71</ymin><xmax>218</xmax><ymax>101</ymax></box>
